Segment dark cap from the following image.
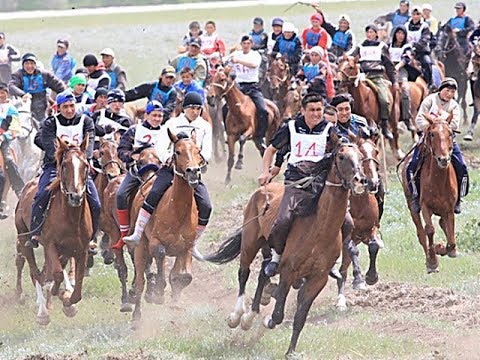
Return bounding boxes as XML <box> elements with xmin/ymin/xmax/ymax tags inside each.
<box><xmin>272</xmin><ymin>17</ymin><xmax>284</xmax><ymax>26</ymax></box>
<box><xmin>22</xmin><ymin>53</ymin><xmax>37</xmax><ymax>64</ymax></box>
<box><xmin>83</xmin><ymin>54</ymin><xmax>98</xmax><ymax>67</ymax></box>
<box><xmin>241</xmin><ymin>34</ymin><xmax>253</xmax><ymax>43</ymax></box>
<box><xmin>57</xmin><ymin>39</ymin><xmax>69</xmax><ymax>48</ymax></box>
<box><xmin>253</xmin><ymin>17</ymin><xmax>264</xmax><ymax>25</ymax></box>
<box><xmin>399</xmin><ymin>0</ymin><xmax>410</xmax><ymax>4</ymax></box>
<box><xmin>183</xmin><ymin>91</ymin><xmax>203</xmax><ymax>108</ymax></box>
<box><xmin>161</xmin><ymin>65</ymin><xmax>176</xmax><ymax>77</ymax></box>
<box><xmin>330</xmin><ymin>93</ymin><xmax>354</xmax><ymax>107</ymax></box>
<box><xmin>189</xmin><ymin>38</ymin><xmax>202</xmax><ymax>47</ymax></box>
<box><xmin>454</xmin><ymin>2</ymin><xmax>466</xmax><ymax>9</ymax></box>
<box><xmin>365</xmin><ymin>24</ymin><xmax>378</xmax><ymax>33</ymax></box>
<box><xmin>94</xmin><ymin>87</ymin><xmax>108</xmax><ymax>100</ymax></box>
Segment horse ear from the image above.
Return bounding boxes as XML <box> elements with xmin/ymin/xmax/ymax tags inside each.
<box><xmin>80</xmin><ymin>133</ymin><xmax>90</xmax><ymax>152</ymax></box>
<box><xmin>330</xmin><ymin>130</ymin><xmax>340</xmax><ymax>148</ymax></box>
<box><xmin>353</xmin><ymin>55</ymin><xmax>360</xmax><ymax>64</ymax></box>
<box><xmin>446</xmin><ymin>110</ymin><xmax>454</xmax><ymax>124</ymax></box>
<box><xmin>168</xmin><ymin>128</ymin><xmax>178</xmax><ymax>143</ymax></box>
<box><xmin>56</xmin><ymin>136</ymin><xmax>68</xmax><ymax>151</ymax></box>
<box><xmin>224</xmin><ymin>66</ymin><xmax>231</xmax><ymax>76</ymax></box>
<box><xmin>347</xmin><ymin>130</ymin><xmax>357</xmax><ymax>144</ymax></box>
<box><xmin>190</xmin><ymin>129</ymin><xmax>197</xmax><ymax>142</ymax></box>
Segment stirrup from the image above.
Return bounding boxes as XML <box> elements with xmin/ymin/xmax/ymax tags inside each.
<box><xmin>264</xmin><ymin>261</ymin><xmax>279</xmax><ymax>277</ymax></box>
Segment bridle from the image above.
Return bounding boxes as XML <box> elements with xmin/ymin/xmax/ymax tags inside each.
<box><xmin>327</xmin><ymin>142</ymin><xmax>365</xmax><ymax>191</ymax></box>
<box><xmin>210</xmin><ymin>78</ymin><xmax>235</xmax><ymax>99</ymax></box>
<box><xmin>422</xmin><ymin>120</ymin><xmax>454</xmax><ymax>163</ymax></box>
<box><xmin>171</xmin><ymin>137</ymin><xmax>207</xmax><ymax>181</ymax></box>
<box><xmin>59</xmin><ymin>147</ymin><xmax>89</xmax><ymax>199</ymax></box>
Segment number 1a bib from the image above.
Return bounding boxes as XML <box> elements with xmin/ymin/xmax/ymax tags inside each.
<box><xmin>288</xmin><ymin>120</ymin><xmax>331</xmax><ymax>165</ymax></box>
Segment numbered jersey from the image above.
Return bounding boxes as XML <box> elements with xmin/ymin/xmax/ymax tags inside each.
<box><xmin>56</xmin><ymin>115</ymin><xmax>85</xmax><ymax>145</ymax></box>
<box><xmin>359</xmin><ymin>43</ymin><xmax>384</xmax><ymax>62</ymax></box>
<box><xmin>231</xmin><ymin>50</ymin><xmax>261</xmax><ymax>83</ymax></box>
<box><xmin>134</xmin><ymin>124</ymin><xmax>162</xmax><ymax>147</ymax></box>
<box><xmin>287</xmin><ymin>120</ymin><xmax>332</xmax><ymax>165</ymax></box>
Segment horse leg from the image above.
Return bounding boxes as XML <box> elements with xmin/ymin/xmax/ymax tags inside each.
<box><xmin>365</xmin><ymin>233</ymin><xmax>381</xmax><ymax>286</ymax></box>
<box><xmin>227</xmin><ymin>266</ymin><xmax>250</xmax><ymax>329</ymax></box>
<box><xmin>465</xmin><ymin>97</ymin><xmax>480</xmax><ymax>140</ymax></box>
<box><xmin>406</xmin><ymin>198</ymin><xmax>430</xmax><ymax>272</ymax></box>
<box><xmin>68</xmin><ymin>257</ymin><xmax>75</xmax><ymax>287</ymax></box>
<box><xmin>15</xmin><ymin>243</ymin><xmax>26</xmax><ymax>301</ymax></box>
<box><xmin>235</xmin><ymin>136</ymin><xmax>246</xmax><ymax>170</ymax></box>
<box><xmin>225</xmin><ymin>134</ymin><xmax>236</xmax><ymax>184</ymax></box>
<box><xmin>100</xmin><ymin>233</ymin><xmax>115</xmax><ymax>265</ymax></box>
<box><xmin>422</xmin><ymin>209</ymin><xmax>439</xmax><ymax>273</ymax></box>
<box><xmin>132</xmin><ymin>241</ymin><xmax>147</xmax><ymax>322</ymax></box>
<box><xmin>169</xmin><ymin>252</ymin><xmax>193</xmax><ymax>303</ymax></box>
<box><xmin>348</xmin><ymin>240</ymin><xmax>366</xmax><ymax>291</ymax></box>
<box><xmin>114</xmin><ymin>248</ymin><xmax>132</xmax><ymax>312</ymax></box>
<box><xmin>263</xmin><ymin>276</ymin><xmax>292</xmax><ymax>329</ymax></box>
<box><xmin>441</xmin><ymin>214</ymin><xmax>457</xmax><ymax>258</ymax></box>
<box><xmin>336</xmin><ymin>231</ymin><xmax>352</xmax><ymax>311</ymax></box>
<box><xmin>286</xmin><ymin>274</ymin><xmax>329</xmax><ymax>357</ymax></box>
<box><xmin>35</xmin><ymin>280</ymin><xmax>50</xmax><ymax>326</ymax></box>
<box><xmin>150</xmin><ymin>242</ymin><xmax>167</xmax><ymax>305</ymax></box>
<box><xmin>62</xmin><ymin>250</ymin><xmax>87</xmax><ymax>317</ymax></box>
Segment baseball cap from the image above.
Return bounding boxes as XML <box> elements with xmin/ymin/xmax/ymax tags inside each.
<box><xmin>253</xmin><ymin>17</ymin><xmax>264</xmax><ymax>25</ymax></box>
<box><xmin>56</xmin><ymin>89</ymin><xmax>75</xmax><ymax>106</ymax></box>
<box><xmin>100</xmin><ymin>48</ymin><xmax>115</xmax><ymax>57</ymax></box>
<box><xmin>422</xmin><ymin>3</ymin><xmax>432</xmax><ymax>11</ymax></box>
<box><xmin>189</xmin><ymin>38</ymin><xmax>202</xmax><ymax>48</ymax></box>
<box><xmin>272</xmin><ymin>17</ymin><xmax>284</xmax><ymax>27</ymax></box>
<box><xmin>145</xmin><ymin>100</ymin><xmax>164</xmax><ymax>114</ymax></box>
<box><xmin>282</xmin><ymin>22</ymin><xmax>296</xmax><ymax>33</ymax></box>
<box><xmin>454</xmin><ymin>2</ymin><xmax>466</xmax><ymax>9</ymax></box>
<box><xmin>57</xmin><ymin>39</ymin><xmax>69</xmax><ymax>48</ymax></box>
<box><xmin>161</xmin><ymin>65</ymin><xmax>176</xmax><ymax>77</ymax></box>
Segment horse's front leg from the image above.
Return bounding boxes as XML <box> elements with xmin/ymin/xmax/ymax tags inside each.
<box><xmin>440</xmin><ymin>214</ymin><xmax>457</xmax><ymax>258</ymax></box>
<box><xmin>169</xmin><ymin>250</ymin><xmax>193</xmax><ymax>304</ymax></box>
<box><xmin>62</xmin><ymin>249</ymin><xmax>87</xmax><ymax>318</ymax></box>
<box><xmin>235</xmin><ymin>136</ymin><xmax>246</xmax><ymax>170</ymax></box>
<box><xmin>263</xmin><ymin>276</ymin><xmax>292</xmax><ymax>329</ymax></box>
<box><xmin>225</xmin><ymin>134</ymin><xmax>236</xmax><ymax>184</ymax></box>
<box><xmin>149</xmin><ymin>240</ymin><xmax>167</xmax><ymax>305</ymax></box>
<box><xmin>421</xmin><ymin>208</ymin><xmax>439</xmax><ymax>273</ymax></box>
<box><xmin>365</xmin><ymin>232</ymin><xmax>381</xmax><ymax>286</ymax></box>
<box><xmin>35</xmin><ymin>280</ymin><xmax>50</xmax><ymax>325</ymax></box>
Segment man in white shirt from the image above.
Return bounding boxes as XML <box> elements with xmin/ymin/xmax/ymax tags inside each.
<box><xmin>230</xmin><ymin>35</ymin><xmax>269</xmax><ymax>146</ymax></box>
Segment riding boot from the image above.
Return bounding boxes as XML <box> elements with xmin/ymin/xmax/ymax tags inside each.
<box><xmin>381</xmin><ymin>119</ymin><xmax>394</xmax><ymax>140</ymax></box>
<box><xmin>264</xmin><ymin>249</ymin><xmax>281</xmax><ymax>277</ymax></box>
<box><xmin>4</xmin><ymin>159</ymin><xmax>25</xmax><ymax>198</ymax></box>
<box><xmin>112</xmin><ymin>209</ymin><xmax>130</xmax><ymax>250</ymax></box>
<box><xmin>123</xmin><ymin>208</ymin><xmax>151</xmax><ymax>247</ymax></box>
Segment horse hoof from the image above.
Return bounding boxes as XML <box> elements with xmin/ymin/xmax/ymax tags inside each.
<box><xmin>131</xmin><ymin>319</ymin><xmax>141</xmax><ymax>331</ymax></box>
<box><xmin>224</xmin><ymin>177</ymin><xmax>231</xmax><ymax>185</ymax></box>
<box><xmin>120</xmin><ymin>302</ymin><xmax>133</xmax><ymax>313</ymax></box>
<box><xmin>365</xmin><ymin>272</ymin><xmax>379</xmax><ymax>286</ymax></box>
<box><xmin>36</xmin><ymin>314</ymin><xmax>50</xmax><ymax>326</ymax></box>
<box><xmin>260</xmin><ymin>295</ymin><xmax>271</xmax><ymax>306</ymax></box>
<box><xmin>464</xmin><ymin>133</ymin><xmax>473</xmax><ymax>141</ymax></box>
<box><xmin>234</xmin><ymin>162</ymin><xmax>243</xmax><ymax>170</ymax></box>
<box><xmin>102</xmin><ymin>251</ymin><xmax>115</xmax><ymax>265</ymax></box>
<box><xmin>263</xmin><ymin>316</ymin><xmax>275</xmax><ymax>330</ymax></box>
<box><xmin>292</xmin><ymin>278</ymin><xmax>305</xmax><ymax>290</ymax></box>
<box><xmin>352</xmin><ymin>280</ymin><xmax>367</xmax><ymax>291</ymax></box>
<box><xmin>447</xmin><ymin>249</ymin><xmax>458</xmax><ymax>258</ymax></box>
<box><xmin>62</xmin><ymin>305</ymin><xmax>77</xmax><ymax>318</ymax></box>
<box><xmin>227</xmin><ymin>312</ymin><xmax>242</xmax><ymax>328</ymax></box>
<box><xmin>240</xmin><ymin>311</ymin><xmax>256</xmax><ymax>331</ymax></box>
<box><xmin>427</xmin><ymin>264</ymin><xmax>439</xmax><ymax>274</ymax></box>
<box><xmin>336</xmin><ymin>295</ymin><xmax>347</xmax><ymax>312</ymax></box>
<box><xmin>132</xmin><ymin>310</ymin><xmax>141</xmax><ymax>322</ymax></box>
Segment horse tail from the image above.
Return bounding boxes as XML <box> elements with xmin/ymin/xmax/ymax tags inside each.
<box><xmin>197</xmin><ymin>229</ymin><xmax>242</xmax><ymax>264</ymax></box>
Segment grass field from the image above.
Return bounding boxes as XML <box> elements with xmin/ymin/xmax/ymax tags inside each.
<box><xmin>1</xmin><ymin>1</ymin><xmax>480</xmax><ymax>359</ymax></box>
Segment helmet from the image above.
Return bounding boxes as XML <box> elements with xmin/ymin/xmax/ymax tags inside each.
<box><xmin>282</xmin><ymin>22</ymin><xmax>296</xmax><ymax>33</ymax></box>
<box><xmin>145</xmin><ymin>100</ymin><xmax>164</xmax><ymax>114</ymax></box>
<box><xmin>182</xmin><ymin>92</ymin><xmax>203</xmax><ymax>108</ymax></box>
<box><xmin>107</xmin><ymin>89</ymin><xmax>125</xmax><ymax>104</ymax></box>
<box><xmin>83</xmin><ymin>54</ymin><xmax>98</xmax><ymax>67</ymax></box>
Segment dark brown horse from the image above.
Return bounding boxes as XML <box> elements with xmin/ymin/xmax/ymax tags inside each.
<box><xmin>464</xmin><ymin>40</ymin><xmax>480</xmax><ymax>141</ymax></box>
<box><xmin>400</xmin><ymin>116</ymin><xmax>457</xmax><ymax>273</ymax></box>
<box><xmin>201</xmin><ymin>133</ymin><xmax>366</xmax><ymax>357</ymax></box>
<box><xmin>267</xmin><ymin>56</ymin><xmax>290</xmax><ymax>117</ymax></box>
<box><xmin>129</xmin><ymin>130</ymin><xmax>206</xmax><ymax>321</ymax></box>
<box><xmin>15</xmin><ymin>137</ymin><xmax>93</xmax><ymax>325</ymax></box>
<box><xmin>207</xmin><ymin>67</ymin><xmax>281</xmax><ymax>183</ymax></box>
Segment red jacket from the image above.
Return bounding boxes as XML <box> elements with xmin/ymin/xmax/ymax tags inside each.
<box><xmin>301</xmin><ymin>27</ymin><xmax>329</xmax><ymax>50</ymax></box>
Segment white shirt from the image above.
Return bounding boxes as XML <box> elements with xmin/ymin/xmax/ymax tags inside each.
<box><xmin>231</xmin><ymin>50</ymin><xmax>261</xmax><ymax>83</ymax></box>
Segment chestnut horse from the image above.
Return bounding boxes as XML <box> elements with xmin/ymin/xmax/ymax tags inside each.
<box><xmin>400</xmin><ymin>117</ymin><xmax>457</xmax><ymax>273</ymax></box>
<box><xmin>15</xmin><ymin>137</ymin><xmax>93</xmax><ymax>325</ymax></box>
<box><xmin>129</xmin><ymin>130</ymin><xmax>206</xmax><ymax>321</ymax></box>
<box><xmin>267</xmin><ymin>56</ymin><xmax>290</xmax><ymax>117</ymax></box>
<box><xmin>207</xmin><ymin>67</ymin><xmax>281</xmax><ymax>183</ymax></box>
<box><xmin>201</xmin><ymin>133</ymin><xmax>366</xmax><ymax>356</ymax></box>
<box><xmin>336</xmin><ymin>56</ymin><xmax>403</xmax><ymax>159</ymax></box>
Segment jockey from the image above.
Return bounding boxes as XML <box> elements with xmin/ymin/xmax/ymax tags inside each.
<box><xmin>230</xmin><ymin>35</ymin><xmax>269</xmax><ymax>148</ymax></box>
<box><xmin>389</xmin><ymin>25</ymin><xmax>415</xmax><ymax>130</ymax></box>
<box><xmin>83</xmin><ymin>54</ymin><xmax>111</xmax><ymax>91</ymax></box>
<box><xmin>250</xmin><ymin>17</ymin><xmax>268</xmax><ymax>51</ymax></box>
<box><xmin>85</xmin><ymin>87</ymin><xmax>108</xmax><ymax>117</ymax></box>
<box><xmin>406</xmin><ymin>78</ymin><xmax>468</xmax><ymax>214</ymax></box>
<box><xmin>259</xmin><ymin>92</ymin><xmax>336</xmax><ymax>277</ymax></box>
<box><xmin>447</xmin><ymin>2</ymin><xmax>475</xmax><ymax>56</ymax></box>
<box><xmin>123</xmin><ymin>92</ymin><xmax>212</xmax><ymax>247</ymax></box>
<box><xmin>92</xmin><ymin>89</ymin><xmax>132</xmax><ymax>143</ymax></box>
<box><xmin>422</xmin><ymin>4</ymin><xmax>438</xmax><ymax>35</ymax></box>
<box><xmin>174</xmin><ymin>67</ymin><xmax>205</xmax><ymax>102</ymax></box>
<box><xmin>301</xmin><ymin>12</ymin><xmax>329</xmax><ymax>51</ymax></box>
<box><xmin>384</xmin><ymin>0</ymin><xmax>411</xmax><ymax>27</ymax></box>
<box><xmin>69</xmin><ymin>74</ymin><xmax>93</xmax><ymax>115</ymax></box>
<box><xmin>406</xmin><ymin>6</ymin><xmax>433</xmax><ymax>89</ymax></box>
<box><xmin>297</xmin><ymin>46</ymin><xmax>328</xmax><ymax>98</ymax></box>
<box><xmin>321</xmin><ymin>14</ymin><xmax>355</xmax><ymax>57</ymax></box>
<box><xmin>51</xmin><ymin>39</ymin><xmax>76</xmax><ymax>84</ymax></box>
<box><xmin>25</xmin><ymin>89</ymin><xmax>100</xmax><ymax>248</ymax></box>
<box><xmin>181</xmin><ymin>21</ymin><xmax>203</xmax><ymax>52</ymax></box>
<box><xmin>100</xmin><ymin>48</ymin><xmax>127</xmax><ymax>91</ymax></box>
<box><xmin>200</xmin><ymin>21</ymin><xmax>226</xmax><ymax>58</ymax></box>
<box><xmin>9</xmin><ymin>53</ymin><xmax>66</xmax><ymax>124</ymax></box>
<box><xmin>350</xmin><ymin>24</ymin><xmax>398</xmax><ymax>140</ymax></box>
<box><xmin>272</xmin><ymin>22</ymin><xmax>303</xmax><ymax>76</ymax></box>
<box><xmin>171</xmin><ymin>38</ymin><xmax>208</xmax><ymax>87</ymax></box>
<box><xmin>125</xmin><ymin>66</ymin><xmax>177</xmax><ymax>122</ymax></box>
<box><xmin>112</xmin><ymin>100</ymin><xmax>165</xmax><ymax>250</ymax></box>
<box><xmin>267</xmin><ymin>17</ymin><xmax>284</xmax><ymax>55</ymax></box>
<box><xmin>0</xmin><ymin>84</ymin><xmax>25</xmax><ymax>205</ymax></box>
<box><xmin>0</xmin><ymin>32</ymin><xmax>21</xmax><ymax>85</ymax></box>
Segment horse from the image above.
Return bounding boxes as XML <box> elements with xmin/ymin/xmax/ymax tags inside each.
<box><xmin>335</xmin><ymin>56</ymin><xmax>403</xmax><ymax>160</ymax></box>
<box><xmin>435</xmin><ymin>23</ymin><xmax>469</xmax><ymax>126</ymax></box>
<box><xmin>336</xmin><ymin>137</ymin><xmax>382</xmax><ymax>310</ymax></box>
<box><xmin>207</xmin><ymin>67</ymin><xmax>281</xmax><ymax>183</ymax></box>
<box><xmin>400</xmin><ymin>117</ymin><xmax>458</xmax><ymax>273</ymax></box>
<box><xmin>464</xmin><ymin>40</ymin><xmax>480</xmax><ymax>141</ymax></box>
<box><xmin>267</xmin><ymin>56</ymin><xmax>290</xmax><ymax>117</ymax></box>
<box><xmin>282</xmin><ymin>83</ymin><xmax>302</xmax><ymax>121</ymax></box>
<box><xmin>15</xmin><ymin>136</ymin><xmax>93</xmax><ymax>325</ymax></box>
<box><xmin>201</xmin><ymin>133</ymin><xmax>366</xmax><ymax>357</ymax></box>
<box><xmin>129</xmin><ymin>130</ymin><xmax>206</xmax><ymax>322</ymax></box>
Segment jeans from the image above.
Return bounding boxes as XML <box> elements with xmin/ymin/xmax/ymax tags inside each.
<box><xmin>1</xmin><ymin>140</ymin><xmax>25</xmax><ymax>197</ymax></box>
<box><xmin>116</xmin><ymin>172</ymin><xmax>141</xmax><ymax>210</ymax></box>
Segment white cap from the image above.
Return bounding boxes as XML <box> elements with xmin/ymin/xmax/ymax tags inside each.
<box><xmin>422</xmin><ymin>3</ymin><xmax>432</xmax><ymax>11</ymax></box>
<box><xmin>338</xmin><ymin>14</ymin><xmax>351</xmax><ymax>24</ymax></box>
<box><xmin>100</xmin><ymin>47</ymin><xmax>115</xmax><ymax>57</ymax></box>
<box><xmin>309</xmin><ymin>46</ymin><xmax>324</xmax><ymax>57</ymax></box>
<box><xmin>282</xmin><ymin>22</ymin><xmax>296</xmax><ymax>33</ymax></box>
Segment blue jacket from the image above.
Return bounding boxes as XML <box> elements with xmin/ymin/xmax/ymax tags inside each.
<box><xmin>51</xmin><ymin>52</ymin><xmax>76</xmax><ymax>83</ymax></box>
<box><xmin>174</xmin><ymin>80</ymin><xmax>204</xmax><ymax>101</ymax></box>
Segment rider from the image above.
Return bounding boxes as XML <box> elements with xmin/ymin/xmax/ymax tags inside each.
<box><xmin>389</xmin><ymin>25</ymin><xmax>415</xmax><ymax>131</ymax></box>
<box><xmin>123</xmin><ymin>92</ymin><xmax>212</xmax><ymax>247</ymax></box>
<box><xmin>100</xmin><ymin>48</ymin><xmax>127</xmax><ymax>91</ymax></box>
<box><xmin>259</xmin><ymin>92</ymin><xmax>335</xmax><ymax>277</ymax></box>
<box><xmin>200</xmin><ymin>20</ymin><xmax>226</xmax><ymax>58</ymax></box>
<box><xmin>406</xmin><ymin>6</ymin><xmax>434</xmax><ymax>90</ymax></box>
<box><xmin>170</xmin><ymin>38</ymin><xmax>208</xmax><ymax>87</ymax></box>
<box><xmin>180</xmin><ymin>21</ymin><xmax>203</xmax><ymax>52</ymax></box>
<box><xmin>301</xmin><ymin>13</ymin><xmax>329</xmax><ymax>50</ymax></box>
<box><xmin>384</xmin><ymin>0</ymin><xmax>411</xmax><ymax>28</ymax></box>
<box><xmin>422</xmin><ymin>4</ymin><xmax>438</xmax><ymax>35</ymax></box>
<box><xmin>447</xmin><ymin>2</ymin><xmax>475</xmax><ymax>57</ymax></box>
<box><xmin>0</xmin><ymin>32</ymin><xmax>20</xmax><ymax>85</ymax></box>
<box><xmin>230</xmin><ymin>35</ymin><xmax>269</xmax><ymax>148</ymax></box>
<box><xmin>83</xmin><ymin>54</ymin><xmax>111</xmax><ymax>91</ymax></box>
<box><xmin>125</xmin><ymin>66</ymin><xmax>177</xmax><ymax>122</ymax></box>
<box><xmin>25</xmin><ymin>89</ymin><xmax>101</xmax><ymax>248</ymax></box>
<box><xmin>175</xmin><ymin>67</ymin><xmax>205</xmax><ymax>102</ymax></box>
<box><xmin>50</xmin><ymin>39</ymin><xmax>76</xmax><ymax>85</ymax></box>
<box><xmin>272</xmin><ymin>22</ymin><xmax>303</xmax><ymax>76</ymax></box>
<box><xmin>92</xmin><ymin>89</ymin><xmax>132</xmax><ymax>142</ymax></box>
<box><xmin>350</xmin><ymin>24</ymin><xmax>398</xmax><ymax>140</ymax></box>
<box><xmin>267</xmin><ymin>17</ymin><xmax>284</xmax><ymax>55</ymax></box>
<box><xmin>321</xmin><ymin>14</ymin><xmax>355</xmax><ymax>57</ymax></box>
<box><xmin>112</xmin><ymin>100</ymin><xmax>165</xmax><ymax>250</ymax></box>
<box><xmin>406</xmin><ymin>78</ymin><xmax>468</xmax><ymax>214</ymax></box>
<box><xmin>0</xmin><ymin>84</ymin><xmax>25</xmax><ymax>203</ymax></box>
<box><xmin>69</xmin><ymin>74</ymin><xmax>93</xmax><ymax>115</ymax></box>
<box><xmin>9</xmin><ymin>53</ymin><xmax>66</xmax><ymax>124</ymax></box>
<box><xmin>250</xmin><ymin>17</ymin><xmax>268</xmax><ymax>51</ymax></box>
<box><xmin>85</xmin><ymin>87</ymin><xmax>108</xmax><ymax>116</ymax></box>
<box><xmin>296</xmin><ymin>46</ymin><xmax>328</xmax><ymax>98</ymax></box>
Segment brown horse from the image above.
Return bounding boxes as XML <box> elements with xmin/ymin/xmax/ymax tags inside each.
<box><xmin>282</xmin><ymin>82</ymin><xmax>302</xmax><ymax>121</ymax></box>
<box><xmin>202</xmin><ymin>134</ymin><xmax>366</xmax><ymax>356</ymax></box>
<box><xmin>336</xmin><ymin>56</ymin><xmax>403</xmax><ymax>160</ymax></box>
<box><xmin>400</xmin><ymin>117</ymin><xmax>457</xmax><ymax>273</ymax></box>
<box><xmin>129</xmin><ymin>130</ymin><xmax>206</xmax><ymax>321</ymax></box>
<box><xmin>15</xmin><ymin>137</ymin><xmax>93</xmax><ymax>325</ymax></box>
<box><xmin>267</xmin><ymin>56</ymin><xmax>290</xmax><ymax>117</ymax></box>
<box><xmin>207</xmin><ymin>67</ymin><xmax>281</xmax><ymax>183</ymax></box>
<box><xmin>101</xmin><ymin>146</ymin><xmax>161</xmax><ymax>312</ymax></box>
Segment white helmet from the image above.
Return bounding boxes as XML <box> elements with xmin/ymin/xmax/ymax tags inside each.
<box><xmin>338</xmin><ymin>14</ymin><xmax>351</xmax><ymax>24</ymax></box>
<box><xmin>282</xmin><ymin>22</ymin><xmax>297</xmax><ymax>33</ymax></box>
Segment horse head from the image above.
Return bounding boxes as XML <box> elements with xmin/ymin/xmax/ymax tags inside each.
<box><xmin>435</xmin><ymin>23</ymin><xmax>458</xmax><ymax>61</ymax></box>
<box><xmin>206</xmin><ymin>67</ymin><xmax>234</xmax><ymax>106</ymax></box>
<box><xmin>168</xmin><ymin>129</ymin><xmax>206</xmax><ymax>188</ymax></box>
<box><xmin>268</xmin><ymin>55</ymin><xmax>289</xmax><ymax>92</ymax></box>
<box><xmin>424</xmin><ymin>116</ymin><xmax>454</xmax><ymax>169</ymax></box>
<box><xmin>131</xmin><ymin>145</ymin><xmax>161</xmax><ymax>181</ymax></box>
<box><xmin>356</xmin><ymin>133</ymin><xmax>380</xmax><ymax>193</ymax></box>
<box><xmin>335</xmin><ymin>55</ymin><xmax>360</xmax><ymax>92</ymax></box>
<box><xmin>55</xmin><ymin>135</ymin><xmax>90</xmax><ymax>207</ymax></box>
<box><xmin>330</xmin><ymin>131</ymin><xmax>367</xmax><ymax>195</ymax></box>
<box><xmin>98</xmin><ymin>138</ymin><xmax>123</xmax><ymax>180</ymax></box>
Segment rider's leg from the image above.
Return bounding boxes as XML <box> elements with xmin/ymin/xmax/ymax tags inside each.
<box><xmin>451</xmin><ymin>141</ymin><xmax>469</xmax><ymax>214</ymax></box>
<box><xmin>406</xmin><ymin>145</ymin><xmax>422</xmax><ymax>213</ymax></box>
<box><xmin>193</xmin><ymin>180</ymin><xmax>212</xmax><ymax>242</ymax></box>
<box><xmin>86</xmin><ymin>177</ymin><xmax>101</xmax><ymax>239</ymax></box>
<box><xmin>123</xmin><ymin>167</ymin><xmax>173</xmax><ymax>246</ymax></box>
<box><xmin>245</xmin><ymin>85</ymin><xmax>268</xmax><ymax>142</ymax></box>
<box><xmin>420</xmin><ymin>53</ymin><xmax>433</xmax><ymax>87</ymax></box>
<box><xmin>31</xmin><ymin>100</ymin><xmax>47</xmax><ymax>125</ymax></box>
<box><xmin>0</xmin><ymin>140</ymin><xmax>25</xmax><ymax>197</ymax></box>
<box><xmin>375</xmin><ymin>176</ymin><xmax>385</xmax><ymax>222</ymax></box>
<box><xmin>0</xmin><ymin>168</ymin><xmax>7</xmax><ymax>219</ymax></box>
<box><xmin>399</xmin><ymin>68</ymin><xmax>414</xmax><ymax>130</ymax></box>
<box><xmin>26</xmin><ymin>164</ymin><xmax>57</xmax><ymax>248</ymax></box>
<box><xmin>370</xmin><ymin>75</ymin><xmax>393</xmax><ymax>140</ymax></box>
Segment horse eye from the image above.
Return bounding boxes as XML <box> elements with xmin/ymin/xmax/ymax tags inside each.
<box><xmin>100</xmin><ymin>151</ymin><xmax>104</xmax><ymax>156</ymax></box>
<box><xmin>175</xmin><ymin>150</ymin><xmax>181</xmax><ymax>155</ymax></box>
<box><xmin>339</xmin><ymin>154</ymin><xmax>345</xmax><ymax>161</ymax></box>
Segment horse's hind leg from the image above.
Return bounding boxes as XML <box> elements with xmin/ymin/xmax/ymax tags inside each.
<box><xmin>150</xmin><ymin>242</ymin><xmax>167</xmax><ymax>305</ymax></box>
<box><xmin>336</xmin><ymin>234</ymin><xmax>352</xmax><ymax>311</ymax></box>
<box><xmin>132</xmin><ymin>241</ymin><xmax>147</xmax><ymax>322</ymax></box>
<box><xmin>440</xmin><ymin>214</ymin><xmax>457</xmax><ymax>258</ymax></box>
<box><xmin>169</xmin><ymin>252</ymin><xmax>193</xmax><ymax>303</ymax></box>
<box><xmin>365</xmin><ymin>232</ymin><xmax>381</xmax><ymax>285</ymax></box>
<box><xmin>235</xmin><ymin>136</ymin><xmax>246</xmax><ymax>170</ymax></box>
<box><xmin>263</xmin><ymin>275</ymin><xmax>292</xmax><ymax>329</ymax></box>
<box><xmin>114</xmin><ymin>248</ymin><xmax>132</xmax><ymax>312</ymax></box>
<box><xmin>15</xmin><ymin>245</ymin><xmax>26</xmax><ymax>301</ymax></box>
<box><xmin>225</xmin><ymin>134</ymin><xmax>236</xmax><ymax>184</ymax></box>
